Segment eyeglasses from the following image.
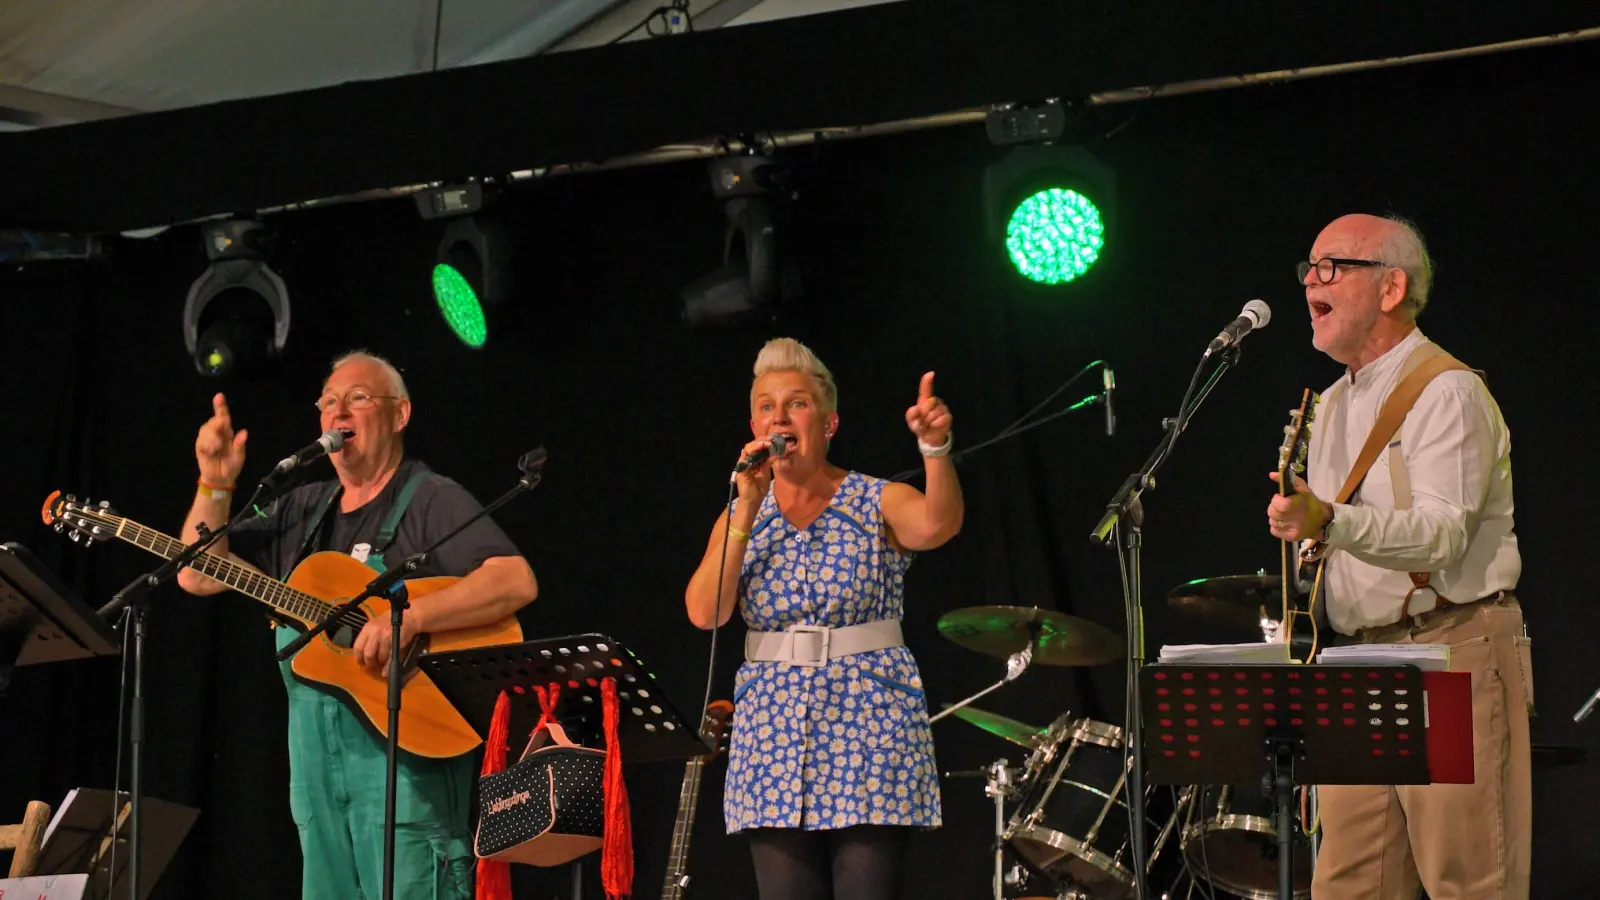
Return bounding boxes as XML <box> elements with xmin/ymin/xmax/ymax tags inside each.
<box><xmin>313</xmin><ymin>390</ymin><xmax>399</xmax><ymax>412</ymax></box>
<box><xmin>1297</xmin><ymin>257</ymin><xmax>1391</xmax><ymax>284</ymax></box>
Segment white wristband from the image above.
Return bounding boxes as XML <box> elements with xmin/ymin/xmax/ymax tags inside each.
<box><xmin>917</xmin><ymin>432</ymin><xmax>953</xmax><ymax>458</ymax></box>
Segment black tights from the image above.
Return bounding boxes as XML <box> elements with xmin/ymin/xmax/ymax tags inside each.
<box><xmin>747</xmin><ymin>825</ymin><xmax>910</xmax><ymax>900</ymax></box>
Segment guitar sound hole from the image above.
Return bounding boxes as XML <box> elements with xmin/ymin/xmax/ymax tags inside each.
<box><xmin>330</xmin><ymin>622</ymin><xmax>358</xmax><ymax>649</ymax></box>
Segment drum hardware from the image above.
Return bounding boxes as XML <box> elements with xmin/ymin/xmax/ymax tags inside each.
<box><xmin>1179</xmin><ymin>782</ymin><xmax>1312</xmax><ymax>900</ymax></box>
<box><xmin>940</xmin><ymin>704</ymin><xmax>1048</xmax><ymax>749</ymax></box>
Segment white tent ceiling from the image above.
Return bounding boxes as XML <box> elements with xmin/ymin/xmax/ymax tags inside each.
<box><xmin>0</xmin><ymin>0</ymin><xmax>901</xmax><ymax>129</ymax></box>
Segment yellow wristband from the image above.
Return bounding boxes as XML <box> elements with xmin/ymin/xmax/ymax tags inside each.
<box><xmin>197</xmin><ymin>478</ymin><xmax>233</xmax><ymax>499</ymax></box>
<box><xmin>728</xmin><ymin>524</ymin><xmax>750</xmax><ymax>543</ymax></box>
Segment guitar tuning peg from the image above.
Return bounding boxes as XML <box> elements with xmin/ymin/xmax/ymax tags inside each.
<box><xmin>98</xmin><ymin>500</ymin><xmax>111</xmax><ymax>510</ymax></box>
<box><xmin>68</xmin><ymin>531</ymin><xmax>81</xmax><ymax>543</ymax></box>
<box><xmin>53</xmin><ymin>522</ymin><xmax>64</xmax><ymax>533</ymax></box>
<box><xmin>65</xmin><ymin>493</ymin><xmax>77</xmax><ymax>503</ymax></box>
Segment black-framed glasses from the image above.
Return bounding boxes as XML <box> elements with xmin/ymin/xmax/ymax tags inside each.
<box><xmin>1297</xmin><ymin>257</ymin><xmax>1390</xmax><ymax>284</ymax></box>
<box><xmin>313</xmin><ymin>390</ymin><xmax>399</xmax><ymax>412</ymax></box>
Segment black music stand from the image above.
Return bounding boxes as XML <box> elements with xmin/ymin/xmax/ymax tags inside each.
<box><xmin>419</xmin><ymin>633</ymin><xmax>710</xmax><ymax>764</ymax></box>
<box><xmin>0</xmin><ymin>542</ymin><xmax>120</xmax><ymax>695</ymax></box>
<box><xmin>420</xmin><ymin>634</ymin><xmax>709</xmax><ymax>900</ymax></box>
<box><xmin>1139</xmin><ymin>664</ymin><xmax>1452</xmax><ymax>900</ymax></box>
<box><xmin>32</xmin><ymin>788</ymin><xmax>199</xmax><ymax>900</ymax></box>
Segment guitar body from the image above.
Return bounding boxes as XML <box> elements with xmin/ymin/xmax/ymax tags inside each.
<box><xmin>283</xmin><ymin>551</ymin><xmax>525</xmax><ymax>759</ymax></box>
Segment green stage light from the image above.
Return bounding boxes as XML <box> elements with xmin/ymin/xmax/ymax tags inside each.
<box><xmin>431</xmin><ymin>263</ymin><xmax>488</xmax><ymax>349</ymax></box>
<box><xmin>1004</xmin><ymin>187</ymin><xmax>1106</xmax><ymax>284</ymax></box>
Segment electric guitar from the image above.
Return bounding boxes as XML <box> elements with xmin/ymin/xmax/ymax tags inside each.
<box><xmin>660</xmin><ymin>700</ymin><xmax>734</xmax><ymax>900</ymax></box>
<box><xmin>1275</xmin><ymin>390</ymin><xmax>1318</xmax><ymax>655</ymax></box>
<box><xmin>42</xmin><ymin>490</ymin><xmax>524</xmax><ymax>759</ymax></box>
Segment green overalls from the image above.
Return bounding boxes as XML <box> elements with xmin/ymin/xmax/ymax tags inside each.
<box><xmin>276</xmin><ymin>473</ymin><xmax>476</xmax><ymax>900</ymax></box>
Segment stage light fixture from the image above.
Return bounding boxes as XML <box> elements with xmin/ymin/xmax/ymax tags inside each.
<box><xmin>982</xmin><ymin>105</ymin><xmax>1116</xmax><ymax>285</ymax></box>
<box><xmin>182</xmin><ymin>219</ymin><xmax>290</xmax><ymax>378</ymax></box>
<box><xmin>680</xmin><ymin>154</ymin><xmax>798</xmax><ymax>329</ymax></box>
<box><xmin>416</xmin><ymin>183</ymin><xmax>512</xmax><ymax>349</ymax></box>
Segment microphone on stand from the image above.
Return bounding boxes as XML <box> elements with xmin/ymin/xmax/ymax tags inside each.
<box><xmin>1102</xmin><ymin>365</ymin><xmax>1116</xmax><ymax>437</ymax></box>
<box><xmin>733</xmin><ymin>434</ymin><xmax>790</xmax><ymax>475</ymax></box>
<box><xmin>268</xmin><ymin>429</ymin><xmax>352</xmax><ymax>476</ymax></box>
<box><xmin>1205</xmin><ymin>299</ymin><xmax>1273</xmax><ymax>357</ymax></box>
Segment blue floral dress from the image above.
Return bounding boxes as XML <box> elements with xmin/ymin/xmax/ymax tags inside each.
<box><xmin>723</xmin><ymin>471</ymin><xmax>943</xmax><ymax>832</ymax></box>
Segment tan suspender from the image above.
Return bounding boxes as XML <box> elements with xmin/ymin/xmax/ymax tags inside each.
<box><xmin>1319</xmin><ymin>341</ymin><xmax>1479</xmax><ymax>625</ymax></box>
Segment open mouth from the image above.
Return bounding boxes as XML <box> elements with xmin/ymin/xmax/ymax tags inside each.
<box><xmin>771</xmin><ymin>432</ymin><xmax>798</xmax><ymax>456</ymax></box>
<box><xmin>1309</xmin><ymin>300</ymin><xmax>1333</xmax><ymax>322</ymax></box>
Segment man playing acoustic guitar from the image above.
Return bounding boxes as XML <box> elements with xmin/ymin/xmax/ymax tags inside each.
<box><xmin>176</xmin><ymin>350</ymin><xmax>538</xmax><ymax>900</ymax></box>
<box><xmin>1266</xmin><ymin>214</ymin><xmax>1532</xmax><ymax>900</ymax></box>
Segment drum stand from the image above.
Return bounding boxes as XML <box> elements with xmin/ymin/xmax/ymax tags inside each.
<box><xmin>928</xmin><ymin>645</ymin><xmax>1034</xmax><ymax>726</ymax></box>
<box><xmin>983</xmin><ymin>759</ymin><xmax>1020</xmax><ymax>900</ymax></box>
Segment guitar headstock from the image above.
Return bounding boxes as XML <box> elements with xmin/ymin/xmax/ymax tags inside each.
<box><xmin>1277</xmin><ymin>389</ymin><xmax>1317</xmax><ymax>494</ymax></box>
<box><xmin>696</xmin><ymin>700</ymin><xmax>734</xmax><ymax>761</ymax></box>
<box><xmin>40</xmin><ymin>490</ymin><xmax>121</xmax><ymax>547</ymax></box>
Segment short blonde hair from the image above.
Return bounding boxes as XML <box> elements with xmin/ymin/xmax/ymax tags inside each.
<box><xmin>751</xmin><ymin>337</ymin><xmax>838</xmax><ymax>414</ymax></box>
<box><xmin>329</xmin><ymin>350</ymin><xmax>410</xmax><ymax>400</ymax></box>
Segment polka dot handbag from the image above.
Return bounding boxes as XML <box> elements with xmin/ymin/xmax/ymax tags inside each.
<box><xmin>475</xmin><ymin>721</ymin><xmax>607</xmax><ymax>865</ymax></box>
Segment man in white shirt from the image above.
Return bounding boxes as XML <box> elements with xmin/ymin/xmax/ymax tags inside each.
<box><xmin>1266</xmin><ymin>213</ymin><xmax>1534</xmax><ymax>899</ymax></box>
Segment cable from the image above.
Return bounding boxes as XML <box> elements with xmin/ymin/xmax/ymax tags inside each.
<box><xmin>696</xmin><ymin>479</ymin><xmax>740</xmax><ymax>734</ymax></box>
<box><xmin>887</xmin><ymin>360</ymin><xmax>1107</xmax><ymax>482</ymax></box>
<box><xmin>430</xmin><ymin>0</ymin><xmax>445</xmax><ymax>72</ymax></box>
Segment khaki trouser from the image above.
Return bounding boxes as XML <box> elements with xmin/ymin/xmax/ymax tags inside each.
<box><xmin>1312</xmin><ymin>595</ymin><xmax>1534</xmax><ymax>900</ymax></box>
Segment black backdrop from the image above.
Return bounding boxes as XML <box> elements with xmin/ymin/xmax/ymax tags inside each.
<box><xmin>3</xmin><ymin>39</ymin><xmax>1598</xmax><ymax>899</ymax></box>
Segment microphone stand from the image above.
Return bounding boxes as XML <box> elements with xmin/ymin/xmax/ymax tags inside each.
<box><xmin>1576</xmin><ymin>682</ymin><xmax>1600</xmax><ymax>723</ymax></box>
<box><xmin>1087</xmin><ymin>344</ymin><xmax>1241</xmax><ymax>900</ymax></box>
<box><xmin>275</xmin><ymin>448</ymin><xmax>547</xmax><ymax>900</ymax></box>
<box><xmin>99</xmin><ymin>471</ymin><xmax>284</xmax><ymax>900</ymax></box>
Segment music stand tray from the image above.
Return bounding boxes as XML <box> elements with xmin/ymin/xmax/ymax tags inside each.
<box><xmin>0</xmin><ymin>543</ymin><xmax>120</xmax><ymax>678</ymax></box>
<box><xmin>418</xmin><ymin>633</ymin><xmax>709</xmax><ymax>764</ymax></box>
<box><xmin>33</xmin><ymin>788</ymin><xmax>199</xmax><ymax>900</ymax></box>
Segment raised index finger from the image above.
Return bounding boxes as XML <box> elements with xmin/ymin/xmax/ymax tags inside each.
<box><xmin>212</xmin><ymin>393</ymin><xmax>231</xmax><ymax>421</ymax></box>
<box><xmin>918</xmin><ymin>371</ymin><xmax>936</xmax><ymax>401</ymax></box>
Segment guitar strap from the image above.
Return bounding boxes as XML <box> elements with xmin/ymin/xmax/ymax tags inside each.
<box><xmin>1316</xmin><ymin>340</ymin><xmax>1483</xmax><ymax>625</ymax></box>
<box><xmin>291</xmin><ymin>468</ymin><xmax>431</xmax><ymax>575</ymax></box>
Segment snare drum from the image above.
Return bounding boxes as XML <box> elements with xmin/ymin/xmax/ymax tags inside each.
<box><xmin>1180</xmin><ymin>783</ymin><xmax>1311</xmax><ymax>900</ymax></box>
<box><xmin>1004</xmin><ymin>717</ymin><xmax>1181</xmax><ymax>898</ymax></box>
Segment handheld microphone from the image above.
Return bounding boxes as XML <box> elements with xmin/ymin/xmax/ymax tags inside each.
<box><xmin>733</xmin><ymin>434</ymin><xmax>790</xmax><ymax>474</ymax></box>
<box><xmin>1101</xmin><ymin>365</ymin><xmax>1116</xmax><ymax>437</ymax></box>
<box><xmin>270</xmin><ymin>429</ymin><xmax>351</xmax><ymax>475</ymax></box>
<box><xmin>1205</xmin><ymin>299</ymin><xmax>1272</xmax><ymax>357</ymax></box>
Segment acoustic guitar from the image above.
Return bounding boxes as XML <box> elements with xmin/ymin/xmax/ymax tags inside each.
<box><xmin>660</xmin><ymin>700</ymin><xmax>734</xmax><ymax>900</ymax></box>
<box><xmin>42</xmin><ymin>490</ymin><xmax>523</xmax><ymax>759</ymax></box>
<box><xmin>1274</xmin><ymin>390</ymin><xmax>1318</xmax><ymax>657</ymax></box>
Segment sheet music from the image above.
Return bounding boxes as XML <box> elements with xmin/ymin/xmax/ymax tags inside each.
<box><xmin>40</xmin><ymin>787</ymin><xmax>81</xmax><ymax>847</ymax></box>
<box><xmin>1157</xmin><ymin>642</ymin><xmax>1293</xmax><ymax>664</ymax></box>
<box><xmin>1317</xmin><ymin>643</ymin><xmax>1450</xmax><ymax>671</ymax></box>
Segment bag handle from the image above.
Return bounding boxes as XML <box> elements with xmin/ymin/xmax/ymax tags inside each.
<box><xmin>516</xmin><ymin>683</ymin><xmax>571</xmax><ymax>762</ymax></box>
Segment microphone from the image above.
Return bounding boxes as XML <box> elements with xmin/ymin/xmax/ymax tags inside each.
<box><xmin>733</xmin><ymin>434</ymin><xmax>790</xmax><ymax>474</ymax></box>
<box><xmin>1102</xmin><ymin>365</ymin><xmax>1116</xmax><ymax>437</ymax></box>
<box><xmin>270</xmin><ymin>429</ymin><xmax>351</xmax><ymax>475</ymax></box>
<box><xmin>1205</xmin><ymin>299</ymin><xmax>1272</xmax><ymax>357</ymax></box>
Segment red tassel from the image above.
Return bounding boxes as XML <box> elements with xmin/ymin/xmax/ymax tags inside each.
<box><xmin>533</xmin><ymin>682</ymin><xmax>562</xmax><ymax>733</ymax></box>
<box><xmin>476</xmin><ymin>691</ymin><xmax>514</xmax><ymax>900</ymax></box>
<box><xmin>600</xmin><ymin>678</ymin><xmax>633</xmax><ymax>900</ymax></box>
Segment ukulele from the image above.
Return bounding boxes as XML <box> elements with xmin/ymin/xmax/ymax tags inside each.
<box><xmin>660</xmin><ymin>700</ymin><xmax>734</xmax><ymax>900</ymax></box>
<box><xmin>42</xmin><ymin>490</ymin><xmax>524</xmax><ymax>759</ymax></box>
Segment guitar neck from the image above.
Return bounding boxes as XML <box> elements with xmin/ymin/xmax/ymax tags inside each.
<box><xmin>661</xmin><ymin>759</ymin><xmax>707</xmax><ymax>900</ymax></box>
<box><xmin>111</xmin><ymin>516</ymin><xmax>331</xmax><ymax>626</ymax></box>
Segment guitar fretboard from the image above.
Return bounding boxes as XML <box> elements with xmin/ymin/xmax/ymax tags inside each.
<box><xmin>661</xmin><ymin>759</ymin><xmax>706</xmax><ymax>900</ymax></box>
<box><xmin>108</xmin><ymin>514</ymin><xmax>338</xmax><ymax>626</ymax></box>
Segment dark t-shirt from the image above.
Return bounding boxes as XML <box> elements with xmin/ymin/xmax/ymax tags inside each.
<box><xmin>229</xmin><ymin>458</ymin><xmax>522</xmax><ymax>582</ymax></box>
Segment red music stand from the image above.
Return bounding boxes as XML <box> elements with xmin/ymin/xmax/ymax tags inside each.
<box><xmin>1138</xmin><ymin>664</ymin><xmax>1473</xmax><ymax>900</ymax></box>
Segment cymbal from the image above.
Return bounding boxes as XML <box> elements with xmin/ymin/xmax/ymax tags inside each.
<box><xmin>1166</xmin><ymin>575</ymin><xmax>1282</xmax><ymax>631</ymax></box>
<box><xmin>940</xmin><ymin>704</ymin><xmax>1045</xmax><ymax>748</ymax></box>
<box><xmin>937</xmin><ymin>605</ymin><xmax>1125</xmax><ymax>666</ymax></box>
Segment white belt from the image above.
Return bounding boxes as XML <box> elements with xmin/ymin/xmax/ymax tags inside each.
<box><xmin>744</xmin><ymin>619</ymin><xmax>904</xmax><ymax>667</ymax></box>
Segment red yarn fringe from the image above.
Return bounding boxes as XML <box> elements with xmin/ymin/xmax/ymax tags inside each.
<box><xmin>475</xmin><ymin>690</ymin><xmax>514</xmax><ymax>900</ymax></box>
<box><xmin>601</xmin><ymin>678</ymin><xmax>633</xmax><ymax>900</ymax></box>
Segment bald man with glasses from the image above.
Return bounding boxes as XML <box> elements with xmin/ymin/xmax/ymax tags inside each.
<box><xmin>1266</xmin><ymin>214</ymin><xmax>1533</xmax><ymax>899</ymax></box>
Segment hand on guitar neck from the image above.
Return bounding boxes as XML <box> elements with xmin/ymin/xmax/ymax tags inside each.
<box><xmin>1266</xmin><ymin>470</ymin><xmax>1332</xmax><ymax>544</ymax></box>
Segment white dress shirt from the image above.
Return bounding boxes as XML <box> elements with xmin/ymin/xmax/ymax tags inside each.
<box><xmin>1305</xmin><ymin>327</ymin><xmax>1520</xmax><ymax>634</ymax></box>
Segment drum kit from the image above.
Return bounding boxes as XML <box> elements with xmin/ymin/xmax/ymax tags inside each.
<box><xmin>932</xmin><ymin>576</ymin><xmax>1313</xmax><ymax>900</ymax></box>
